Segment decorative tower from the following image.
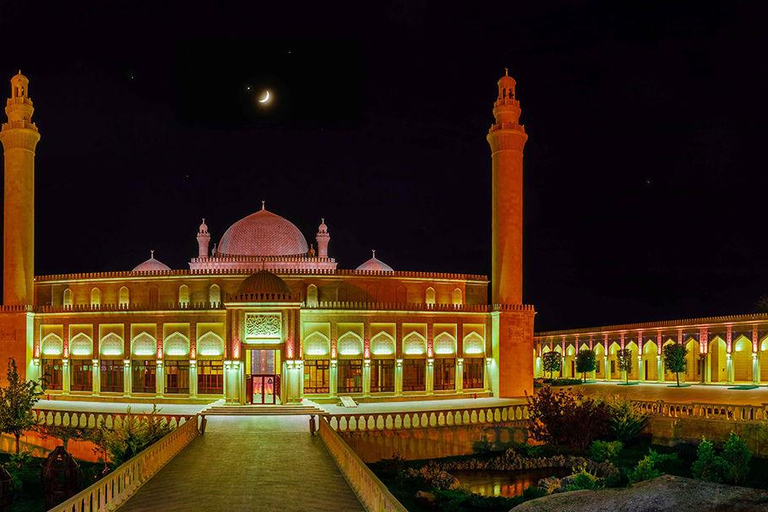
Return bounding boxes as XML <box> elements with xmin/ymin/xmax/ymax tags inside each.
<box><xmin>316</xmin><ymin>218</ymin><xmax>330</xmax><ymax>259</ymax></box>
<box><xmin>487</xmin><ymin>69</ymin><xmax>527</xmax><ymax>304</ymax></box>
<box><xmin>0</xmin><ymin>72</ymin><xmax>40</xmax><ymax>305</ymax></box>
<box><xmin>486</xmin><ymin>70</ymin><xmax>534</xmax><ymax>398</ymax></box>
<box><xmin>196</xmin><ymin>218</ymin><xmax>210</xmax><ymax>258</ymax></box>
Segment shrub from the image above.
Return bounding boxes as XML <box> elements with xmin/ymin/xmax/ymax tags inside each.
<box><xmin>527</xmin><ymin>387</ymin><xmax>610</xmax><ymax>452</ymax></box>
<box><xmin>721</xmin><ymin>433</ymin><xmax>752</xmax><ymax>485</ymax></box>
<box><xmin>589</xmin><ymin>440</ymin><xmax>623</xmax><ymax>462</ymax></box>
<box><xmin>550</xmin><ymin>378</ymin><xmax>583</xmax><ymax>386</ymax></box>
<box><xmin>691</xmin><ymin>438</ymin><xmax>728</xmax><ymax>483</ymax></box>
<box><xmin>628</xmin><ymin>450</ymin><xmax>678</xmax><ymax>483</ymax></box>
<box><xmin>97</xmin><ymin>406</ymin><xmax>173</xmax><ymax>467</ymax></box>
<box><xmin>564</xmin><ymin>463</ymin><xmax>601</xmax><ymax>491</ymax></box>
<box><xmin>606</xmin><ymin>397</ymin><xmax>648</xmax><ymax>442</ymax></box>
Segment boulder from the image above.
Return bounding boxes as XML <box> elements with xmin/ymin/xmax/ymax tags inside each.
<box><xmin>537</xmin><ymin>476</ymin><xmax>562</xmax><ymax>495</ymax></box>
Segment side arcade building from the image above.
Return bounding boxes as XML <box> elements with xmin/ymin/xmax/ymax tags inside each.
<box><xmin>0</xmin><ymin>71</ymin><xmax>535</xmax><ymax>404</ymax></box>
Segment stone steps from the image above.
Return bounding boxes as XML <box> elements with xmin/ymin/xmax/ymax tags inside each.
<box><xmin>203</xmin><ymin>404</ymin><xmax>325</xmax><ymax>416</ymax></box>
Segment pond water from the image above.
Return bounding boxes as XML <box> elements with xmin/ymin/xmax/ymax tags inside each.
<box><xmin>453</xmin><ymin>468</ymin><xmax>571</xmax><ymax>498</ymax></box>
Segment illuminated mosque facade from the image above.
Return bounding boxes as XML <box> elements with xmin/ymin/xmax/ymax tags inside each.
<box><xmin>0</xmin><ymin>71</ymin><xmax>535</xmax><ymax>404</ymax></box>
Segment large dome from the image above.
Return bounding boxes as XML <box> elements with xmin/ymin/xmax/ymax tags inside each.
<box><xmin>218</xmin><ymin>207</ymin><xmax>309</xmax><ymax>257</ymax></box>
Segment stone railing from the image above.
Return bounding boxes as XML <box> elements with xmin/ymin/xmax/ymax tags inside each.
<box><xmin>633</xmin><ymin>400</ymin><xmax>768</xmax><ymax>422</ymax></box>
<box><xmin>33</xmin><ymin>408</ymin><xmax>195</xmax><ymax>429</ymax></box>
<box><xmin>327</xmin><ymin>403</ymin><xmax>529</xmax><ymax>432</ymax></box>
<box><xmin>319</xmin><ymin>418</ymin><xmax>407</xmax><ymax>512</ymax></box>
<box><xmin>49</xmin><ymin>414</ymin><xmax>200</xmax><ymax>512</ymax></box>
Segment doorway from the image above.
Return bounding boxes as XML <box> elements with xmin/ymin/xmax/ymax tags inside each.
<box><xmin>247</xmin><ymin>349</ymin><xmax>280</xmax><ymax>404</ymax></box>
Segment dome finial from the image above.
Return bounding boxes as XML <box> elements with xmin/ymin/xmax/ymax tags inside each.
<box><xmin>505</xmin><ymin>67</ymin><xmax>508</xmax><ymax>76</ymax></box>
<box><xmin>150</xmin><ymin>249</ymin><xmax>155</xmax><ymax>259</ymax></box>
<box><xmin>261</xmin><ymin>200</ymin><xmax>266</xmax><ymax>211</ymax></box>
<box><xmin>372</xmin><ymin>249</ymin><xmax>376</xmax><ymax>258</ymax></box>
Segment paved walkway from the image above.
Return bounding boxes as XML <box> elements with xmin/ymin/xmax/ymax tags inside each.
<box><xmin>570</xmin><ymin>382</ymin><xmax>768</xmax><ymax>406</ymax></box>
<box><xmin>119</xmin><ymin>416</ymin><xmax>363</xmax><ymax>511</ymax></box>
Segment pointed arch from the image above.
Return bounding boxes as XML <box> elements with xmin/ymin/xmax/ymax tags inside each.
<box><xmin>209</xmin><ymin>284</ymin><xmax>221</xmax><ymax>305</ymax></box>
<box><xmin>119</xmin><ymin>286</ymin><xmax>130</xmax><ymax>307</ymax></box>
<box><xmin>41</xmin><ymin>333</ymin><xmax>64</xmax><ymax>356</ymax></box>
<box><xmin>733</xmin><ymin>335</ymin><xmax>753</xmax><ymax>382</ymax></box>
<box><xmin>164</xmin><ymin>331</ymin><xmax>189</xmax><ymax>357</ymax></box>
<box><xmin>69</xmin><ymin>333</ymin><xmax>93</xmax><ymax>357</ymax></box>
<box><xmin>304</xmin><ymin>331</ymin><xmax>330</xmax><ymax>356</ymax></box>
<box><xmin>684</xmin><ymin>338</ymin><xmax>699</xmax><ymax>382</ymax></box>
<box><xmin>434</xmin><ymin>332</ymin><xmax>456</xmax><ymax>355</ymax></box>
<box><xmin>63</xmin><ymin>288</ymin><xmax>72</xmax><ymax>307</ymax></box>
<box><xmin>337</xmin><ymin>331</ymin><xmax>363</xmax><ymax>356</ymax></box>
<box><xmin>425</xmin><ymin>287</ymin><xmax>436</xmax><ymax>305</ymax></box>
<box><xmin>403</xmin><ymin>331</ymin><xmax>427</xmax><ymax>355</ymax></box>
<box><xmin>370</xmin><ymin>331</ymin><xmax>395</xmax><ymax>356</ymax></box>
<box><xmin>709</xmin><ymin>336</ymin><xmax>727</xmax><ymax>383</ymax></box>
<box><xmin>306</xmin><ymin>284</ymin><xmax>318</xmax><ymax>307</ymax></box>
<box><xmin>197</xmin><ymin>331</ymin><xmax>224</xmax><ymax>357</ymax></box>
<box><xmin>132</xmin><ymin>332</ymin><xmax>157</xmax><ymax>357</ymax></box>
<box><xmin>100</xmin><ymin>332</ymin><xmax>124</xmax><ymax>357</ymax></box>
<box><xmin>452</xmin><ymin>288</ymin><xmax>463</xmax><ymax>306</ymax></box>
<box><xmin>90</xmin><ymin>287</ymin><xmax>101</xmax><ymax>307</ymax></box>
<box><xmin>178</xmin><ymin>285</ymin><xmax>190</xmax><ymax>306</ymax></box>
<box><xmin>463</xmin><ymin>332</ymin><xmax>484</xmax><ymax>355</ymax></box>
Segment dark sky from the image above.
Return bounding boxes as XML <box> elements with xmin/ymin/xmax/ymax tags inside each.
<box><xmin>1</xmin><ymin>1</ymin><xmax>767</xmax><ymax>331</ymax></box>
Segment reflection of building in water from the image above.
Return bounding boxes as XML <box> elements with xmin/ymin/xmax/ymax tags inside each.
<box><xmin>0</xmin><ymin>71</ymin><xmax>535</xmax><ymax>404</ymax></box>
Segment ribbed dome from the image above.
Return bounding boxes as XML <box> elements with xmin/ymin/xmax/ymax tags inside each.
<box><xmin>230</xmin><ymin>270</ymin><xmax>293</xmax><ymax>301</ymax></box>
<box><xmin>132</xmin><ymin>251</ymin><xmax>171</xmax><ymax>272</ymax></box>
<box><xmin>356</xmin><ymin>251</ymin><xmax>394</xmax><ymax>272</ymax></box>
<box><xmin>218</xmin><ymin>207</ymin><xmax>309</xmax><ymax>257</ymax></box>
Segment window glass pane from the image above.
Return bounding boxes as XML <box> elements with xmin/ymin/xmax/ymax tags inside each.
<box><xmin>402</xmin><ymin>359</ymin><xmax>425</xmax><ymax>392</ymax></box>
<box><xmin>337</xmin><ymin>360</ymin><xmax>363</xmax><ymax>393</ymax></box>
<box><xmin>100</xmin><ymin>360</ymin><xmax>124</xmax><ymax>393</ymax></box>
<box><xmin>303</xmin><ymin>360</ymin><xmax>330</xmax><ymax>394</ymax></box>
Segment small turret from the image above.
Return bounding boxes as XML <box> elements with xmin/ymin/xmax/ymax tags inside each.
<box><xmin>197</xmin><ymin>218</ymin><xmax>210</xmax><ymax>258</ymax></box>
<box><xmin>316</xmin><ymin>218</ymin><xmax>330</xmax><ymax>259</ymax></box>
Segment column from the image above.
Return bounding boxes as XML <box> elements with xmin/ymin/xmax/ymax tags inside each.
<box><xmin>362</xmin><ymin>359</ymin><xmax>371</xmax><ymax>397</ymax></box>
<box><xmin>456</xmin><ymin>358</ymin><xmax>464</xmax><ymax>392</ymax></box>
<box><xmin>329</xmin><ymin>359</ymin><xmax>338</xmax><ymax>397</ymax></box>
<box><xmin>123</xmin><ymin>359</ymin><xmax>131</xmax><ymax>397</ymax></box>
<box><xmin>603</xmin><ymin>335</ymin><xmax>610</xmax><ymax>381</ymax></box>
<box><xmin>189</xmin><ymin>360</ymin><xmax>198</xmax><ymax>399</ymax></box>
<box><xmin>426</xmin><ymin>358</ymin><xmax>434</xmax><ymax>395</ymax></box>
<box><xmin>727</xmin><ymin>325</ymin><xmax>734</xmax><ymax>384</ymax></box>
<box><xmin>753</xmin><ymin>325</ymin><xmax>760</xmax><ymax>384</ymax></box>
<box><xmin>395</xmin><ymin>359</ymin><xmax>403</xmax><ymax>395</ymax></box>
<box><xmin>484</xmin><ymin>357</ymin><xmax>492</xmax><ymax>391</ymax></box>
<box><xmin>156</xmin><ymin>360</ymin><xmax>164</xmax><ymax>397</ymax></box>
<box><xmin>637</xmin><ymin>356</ymin><xmax>644</xmax><ymax>382</ymax></box>
<box><xmin>656</xmin><ymin>332</ymin><xmax>663</xmax><ymax>383</ymax></box>
<box><xmin>91</xmin><ymin>359</ymin><xmax>100</xmax><ymax>395</ymax></box>
<box><xmin>62</xmin><ymin>359</ymin><xmax>70</xmax><ymax>395</ymax></box>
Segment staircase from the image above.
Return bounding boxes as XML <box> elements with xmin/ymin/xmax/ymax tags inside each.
<box><xmin>203</xmin><ymin>403</ymin><xmax>326</xmax><ymax>416</ymax></box>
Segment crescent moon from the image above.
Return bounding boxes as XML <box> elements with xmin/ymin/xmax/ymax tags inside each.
<box><xmin>258</xmin><ymin>90</ymin><xmax>270</xmax><ymax>103</ymax></box>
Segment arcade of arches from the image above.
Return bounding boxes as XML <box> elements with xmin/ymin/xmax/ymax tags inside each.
<box><xmin>535</xmin><ymin>318</ymin><xmax>768</xmax><ymax>385</ymax></box>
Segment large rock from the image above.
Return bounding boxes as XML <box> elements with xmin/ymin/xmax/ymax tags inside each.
<box><xmin>511</xmin><ymin>475</ymin><xmax>768</xmax><ymax>512</ymax></box>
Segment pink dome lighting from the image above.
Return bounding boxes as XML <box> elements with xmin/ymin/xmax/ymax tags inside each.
<box><xmin>132</xmin><ymin>250</ymin><xmax>171</xmax><ymax>272</ymax></box>
<box><xmin>218</xmin><ymin>205</ymin><xmax>309</xmax><ymax>257</ymax></box>
<box><xmin>356</xmin><ymin>250</ymin><xmax>394</xmax><ymax>272</ymax></box>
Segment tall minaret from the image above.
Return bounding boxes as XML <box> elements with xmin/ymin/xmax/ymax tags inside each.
<box><xmin>196</xmin><ymin>218</ymin><xmax>210</xmax><ymax>258</ymax></box>
<box><xmin>487</xmin><ymin>69</ymin><xmax>527</xmax><ymax>305</ymax></box>
<box><xmin>316</xmin><ymin>218</ymin><xmax>330</xmax><ymax>259</ymax></box>
<box><xmin>0</xmin><ymin>72</ymin><xmax>40</xmax><ymax>306</ymax></box>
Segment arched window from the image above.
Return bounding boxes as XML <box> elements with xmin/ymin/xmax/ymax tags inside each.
<box><xmin>118</xmin><ymin>286</ymin><xmax>130</xmax><ymax>307</ymax></box>
<box><xmin>209</xmin><ymin>284</ymin><xmax>221</xmax><ymax>306</ymax></box>
<box><xmin>452</xmin><ymin>288</ymin><xmax>463</xmax><ymax>306</ymax></box>
<box><xmin>425</xmin><ymin>287</ymin><xmax>436</xmax><ymax>305</ymax></box>
<box><xmin>306</xmin><ymin>284</ymin><xmax>318</xmax><ymax>307</ymax></box>
<box><xmin>178</xmin><ymin>285</ymin><xmax>190</xmax><ymax>306</ymax></box>
<box><xmin>90</xmin><ymin>287</ymin><xmax>101</xmax><ymax>307</ymax></box>
<box><xmin>63</xmin><ymin>288</ymin><xmax>73</xmax><ymax>307</ymax></box>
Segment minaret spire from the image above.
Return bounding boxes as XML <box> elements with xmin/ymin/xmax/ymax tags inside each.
<box><xmin>196</xmin><ymin>218</ymin><xmax>211</xmax><ymax>259</ymax></box>
<box><xmin>316</xmin><ymin>218</ymin><xmax>330</xmax><ymax>259</ymax></box>
<box><xmin>0</xmin><ymin>71</ymin><xmax>40</xmax><ymax>305</ymax></box>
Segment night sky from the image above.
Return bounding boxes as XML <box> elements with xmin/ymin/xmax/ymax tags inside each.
<box><xmin>1</xmin><ymin>1</ymin><xmax>767</xmax><ymax>331</ymax></box>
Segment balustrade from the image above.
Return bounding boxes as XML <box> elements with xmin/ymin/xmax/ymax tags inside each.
<box><xmin>32</xmin><ymin>408</ymin><xmax>194</xmax><ymax>430</ymax></box>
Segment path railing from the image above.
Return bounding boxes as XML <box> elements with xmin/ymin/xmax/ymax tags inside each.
<box><xmin>633</xmin><ymin>400</ymin><xmax>768</xmax><ymax>422</ymax></box>
<box><xmin>327</xmin><ymin>403</ymin><xmax>529</xmax><ymax>432</ymax></box>
<box><xmin>33</xmin><ymin>408</ymin><xmax>195</xmax><ymax>429</ymax></box>
<box><xmin>48</xmin><ymin>414</ymin><xmax>200</xmax><ymax>512</ymax></box>
<box><xmin>319</xmin><ymin>418</ymin><xmax>407</xmax><ymax>512</ymax></box>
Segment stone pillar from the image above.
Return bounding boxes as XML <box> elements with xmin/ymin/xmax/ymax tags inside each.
<box><xmin>362</xmin><ymin>359</ymin><xmax>371</xmax><ymax>397</ymax></box>
<box><xmin>189</xmin><ymin>360</ymin><xmax>198</xmax><ymax>399</ymax></box>
<box><xmin>753</xmin><ymin>326</ymin><xmax>760</xmax><ymax>384</ymax></box>
<box><xmin>456</xmin><ymin>358</ymin><xmax>464</xmax><ymax>392</ymax></box>
<box><xmin>329</xmin><ymin>359</ymin><xmax>338</xmax><ymax>397</ymax></box>
<box><xmin>395</xmin><ymin>359</ymin><xmax>403</xmax><ymax>395</ymax></box>
<box><xmin>727</xmin><ymin>326</ymin><xmax>734</xmax><ymax>384</ymax></box>
<box><xmin>62</xmin><ymin>359</ymin><xmax>70</xmax><ymax>395</ymax></box>
<box><xmin>426</xmin><ymin>358</ymin><xmax>434</xmax><ymax>395</ymax></box>
<box><xmin>91</xmin><ymin>358</ymin><xmax>100</xmax><ymax>395</ymax></box>
<box><xmin>156</xmin><ymin>360</ymin><xmax>164</xmax><ymax>397</ymax></box>
<box><xmin>123</xmin><ymin>359</ymin><xmax>131</xmax><ymax>397</ymax></box>
<box><xmin>603</xmin><ymin>335</ymin><xmax>611</xmax><ymax>381</ymax></box>
<box><xmin>657</xmin><ymin>332</ymin><xmax>664</xmax><ymax>383</ymax></box>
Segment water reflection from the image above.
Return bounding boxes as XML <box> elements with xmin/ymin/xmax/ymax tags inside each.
<box><xmin>453</xmin><ymin>468</ymin><xmax>570</xmax><ymax>498</ymax></box>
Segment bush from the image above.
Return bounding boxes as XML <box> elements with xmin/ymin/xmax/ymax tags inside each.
<box><xmin>97</xmin><ymin>406</ymin><xmax>173</xmax><ymax>467</ymax></box>
<box><xmin>564</xmin><ymin>463</ymin><xmax>601</xmax><ymax>491</ymax></box>
<box><xmin>722</xmin><ymin>432</ymin><xmax>751</xmax><ymax>485</ymax></box>
<box><xmin>628</xmin><ymin>450</ymin><xmax>678</xmax><ymax>483</ymax></box>
<box><xmin>691</xmin><ymin>438</ymin><xmax>729</xmax><ymax>483</ymax></box>
<box><xmin>527</xmin><ymin>387</ymin><xmax>610</xmax><ymax>452</ymax></box>
<box><xmin>549</xmin><ymin>378</ymin><xmax>583</xmax><ymax>386</ymax></box>
<box><xmin>589</xmin><ymin>440</ymin><xmax>623</xmax><ymax>462</ymax></box>
<box><xmin>606</xmin><ymin>397</ymin><xmax>648</xmax><ymax>442</ymax></box>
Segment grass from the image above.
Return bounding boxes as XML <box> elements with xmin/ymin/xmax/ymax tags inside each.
<box><xmin>728</xmin><ymin>385</ymin><xmax>760</xmax><ymax>390</ymax></box>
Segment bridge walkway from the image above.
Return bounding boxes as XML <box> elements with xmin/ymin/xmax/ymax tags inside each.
<box><xmin>118</xmin><ymin>415</ymin><xmax>363</xmax><ymax>511</ymax></box>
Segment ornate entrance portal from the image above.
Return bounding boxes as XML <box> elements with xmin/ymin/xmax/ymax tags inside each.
<box><xmin>247</xmin><ymin>349</ymin><xmax>280</xmax><ymax>404</ymax></box>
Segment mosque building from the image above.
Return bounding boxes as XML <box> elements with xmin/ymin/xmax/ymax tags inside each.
<box><xmin>0</xmin><ymin>71</ymin><xmax>535</xmax><ymax>404</ymax></box>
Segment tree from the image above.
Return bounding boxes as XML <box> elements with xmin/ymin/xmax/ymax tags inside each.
<box><xmin>527</xmin><ymin>387</ymin><xmax>610</xmax><ymax>452</ymax></box>
<box><xmin>542</xmin><ymin>351</ymin><xmax>562</xmax><ymax>379</ymax></box>
<box><xmin>0</xmin><ymin>358</ymin><xmax>45</xmax><ymax>454</ymax></box>
<box><xmin>37</xmin><ymin>424</ymin><xmax>90</xmax><ymax>450</ymax></box>
<box><xmin>663</xmin><ymin>343</ymin><xmax>688</xmax><ymax>386</ymax></box>
<box><xmin>616</xmin><ymin>348</ymin><xmax>633</xmax><ymax>384</ymax></box>
<box><xmin>575</xmin><ymin>349</ymin><xmax>596</xmax><ymax>382</ymax></box>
